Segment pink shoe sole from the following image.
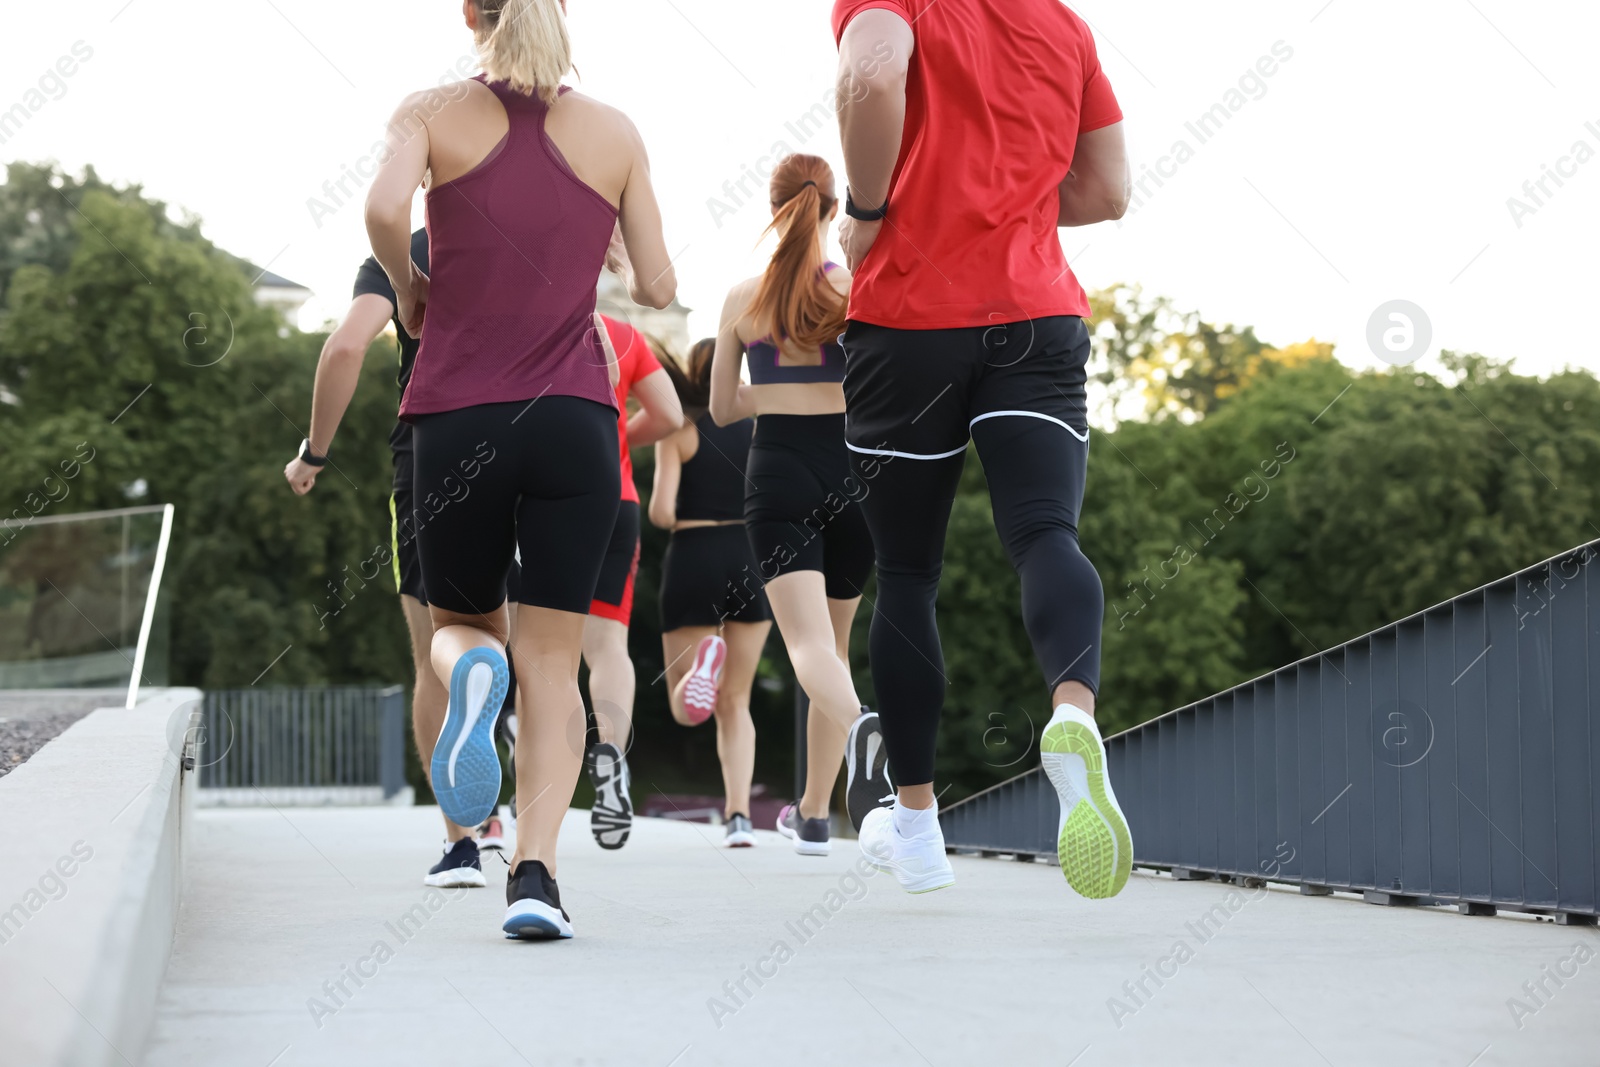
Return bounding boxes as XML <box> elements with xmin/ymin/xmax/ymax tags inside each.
<box><xmin>683</xmin><ymin>635</ymin><xmax>726</xmax><ymax>726</ymax></box>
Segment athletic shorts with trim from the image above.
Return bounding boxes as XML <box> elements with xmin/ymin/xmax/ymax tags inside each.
<box><xmin>389</xmin><ymin>421</ymin><xmax>427</xmax><ymax>605</ymax></box>
<box><xmin>841</xmin><ymin>316</ymin><xmax>1091</xmax><ymax>460</ymax></box>
<box><xmin>589</xmin><ymin>500</ymin><xmax>641</xmax><ymax>624</ymax></box>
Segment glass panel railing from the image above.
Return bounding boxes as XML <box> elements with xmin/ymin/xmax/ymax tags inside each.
<box><xmin>0</xmin><ymin>504</ymin><xmax>174</xmax><ymax>705</ymax></box>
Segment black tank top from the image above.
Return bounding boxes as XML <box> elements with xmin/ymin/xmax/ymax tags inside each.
<box><xmin>677</xmin><ymin>414</ymin><xmax>753</xmax><ymax>521</ymax></box>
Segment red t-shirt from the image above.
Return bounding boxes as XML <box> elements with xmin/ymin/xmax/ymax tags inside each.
<box><xmin>831</xmin><ymin>0</ymin><xmax>1122</xmax><ymax>329</ymax></box>
<box><xmin>601</xmin><ymin>315</ymin><xmax>662</xmax><ymax>503</ymax></box>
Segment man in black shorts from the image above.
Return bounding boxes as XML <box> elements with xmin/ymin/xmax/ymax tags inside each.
<box><xmin>284</xmin><ymin>229</ymin><xmax>510</xmax><ymax>889</ymax></box>
<box><xmin>832</xmin><ymin>0</ymin><xmax>1134</xmax><ymax>899</ymax></box>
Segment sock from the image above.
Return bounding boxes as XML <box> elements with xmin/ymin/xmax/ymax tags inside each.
<box><xmin>1052</xmin><ymin>703</ymin><xmax>1097</xmax><ymax>731</ymax></box>
<box><xmin>893</xmin><ymin>798</ymin><xmax>939</xmax><ymax>837</ymax></box>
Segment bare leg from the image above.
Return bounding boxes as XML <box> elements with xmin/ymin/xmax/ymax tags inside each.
<box><xmin>1052</xmin><ymin>679</ymin><xmax>1096</xmax><ymax>716</ymax></box>
<box><xmin>713</xmin><ymin>620</ymin><xmax>772</xmax><ymax>818</ymax></box>
<box><xmin>402</xmin><ymin>594</ymin><xmax>475</xmax><ymax>841</ymax></box>
<box><xmin>582</xmin><ymin>616</ymin><xmax>635</xmax><ymax>749</ymax></box>
<box><xmin>765</xmin><ymin>571</ymin><xmax>860</xmax><ymax>821</ymax></box>
<box><xmin>507</xmin><ymin>604</ymin><xmax>589</xmax><ymax>877</ymax></box>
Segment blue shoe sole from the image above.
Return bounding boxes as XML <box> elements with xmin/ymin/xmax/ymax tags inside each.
<box><xmin>503</xmin><ymin>901</ymin><xmax>573</xmax><ymax>940</ymax></box>
<box><xmin>502</xmin><ymin>916</ymin><xmax>569</xmax><ymax>940</ymax></box>
<box><xmin>430</xmin><ymin>647</ymin><xmax>509</xmax><ymax>829</ymax></box>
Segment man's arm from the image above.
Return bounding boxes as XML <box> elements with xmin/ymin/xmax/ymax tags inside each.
<box><xmin>1057</xmin><ymin>122</ymin><xmax>1130</xmax><ymax>226</ymax></box>
<box><xmin>835</xmin><ymin>9</ymin><xmax>915</xmax><ymax>268</ymax></box>
<box><xmin>836</xmin><ymin>10</ymin><xmax>914</xmax><ymax>210</ymax></box>
<box><xmin>283</xmin><ymin>294</ymin><xmax>393</xmax><ymax>495</ymax></box>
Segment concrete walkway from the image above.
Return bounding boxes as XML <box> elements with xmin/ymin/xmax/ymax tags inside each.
<box><xmin>145</xmin><ymin>806</ymin><xmax>1597</xmax><ymax>1067</ymax></box>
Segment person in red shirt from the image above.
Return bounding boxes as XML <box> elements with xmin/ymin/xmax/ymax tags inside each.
<box><xmin>832</xmin><ymin>0</ymin><xmax>1134</xmax><ymax>899</ymax></box>
<box><xmin>583</xmin><ymin>313</ymin><xmax>684</xmax><ymax>851</ymax></box>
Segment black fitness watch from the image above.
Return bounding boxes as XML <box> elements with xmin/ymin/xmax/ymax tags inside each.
<box><xmin>845</xmin><ymin>187</ymin><xmax>889</xmax><ymax>222</ymax></box>
<box><xmin>299</xmin><ymin>438</ymin><xmax>328</xmax><ymax>468</ymax></box>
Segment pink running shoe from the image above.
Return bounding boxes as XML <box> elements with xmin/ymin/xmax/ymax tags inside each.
<box><xmin>682</xmin><ymin>635</ymin><xmax>727</xmax><ymax>725</ymax></box>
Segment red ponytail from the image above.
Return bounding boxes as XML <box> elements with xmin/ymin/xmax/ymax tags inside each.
<box><xmin>748</xmin><ymin>154</ymin><xmax>847</xmax><ymax>351</ymax></box>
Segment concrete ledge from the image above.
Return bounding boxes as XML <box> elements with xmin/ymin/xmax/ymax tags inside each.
<box><xmin>0</xmin><ymin>687</ymin><xmax>201</xmax><ymax>1067</ymax></box>
<box><xmin>197</xmin><ymin>785</ymin><xmax>415</xmax><ymax>808</ymax></box>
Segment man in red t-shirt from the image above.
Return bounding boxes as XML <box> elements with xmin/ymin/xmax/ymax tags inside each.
<box><xmin>582</xmin><ymin>314</ymin><xmax>683</xmax><ymax>850</ymax></box>
<box><xmin>833</xmin><ymin>0</ymin><xmax>1134</xmax><ymax>899</ymax></box>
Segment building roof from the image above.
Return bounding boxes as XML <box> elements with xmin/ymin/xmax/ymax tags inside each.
<box><xmin>252</xmin><ymin>269</ymin><xmax>310</xmax><ymax>292</ymax></box>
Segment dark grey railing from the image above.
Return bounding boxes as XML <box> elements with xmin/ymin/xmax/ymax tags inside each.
<box><xmin>198</xmin><ymin>686</ymin><xmax>406</xmax><ymax>800</ymax></box>
<box><xmin>940</xmin><ymin>539</ymin><xmax>1600</xmax><ymax>924</ymax></box>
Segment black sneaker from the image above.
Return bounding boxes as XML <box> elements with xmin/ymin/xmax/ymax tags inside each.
<box><xmin>846</xmin><ymin>708</ymin><xmax>894</xmax><ymax>832</ymax></box>
<box><xmin>724</xmin><ymin>813</ymin><xmax>756</xmax><ymax>848</ymax></box>
<box><xmin>502</xmin><ymin>859</ymin><xmax>572</xmax><ymax>940</ymax></box>
<box><xmin>424</xmin><ymin>837</ymin><xmax>486</xmax><ymax>888</ymax></box>
<box><xmin>776</xmin><ymin>802</ymin><xmax>830</xmax><ymax>856</ymax></box>
<box><xmin>586</xmin><ymin>742</ymin><xmax>632</xmax><ymax>850</ymax></box>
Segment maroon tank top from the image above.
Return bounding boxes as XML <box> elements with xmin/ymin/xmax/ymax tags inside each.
<box><xmin>400</xmin><ymin>80</ymin><xmax>618</xmax><ymax>419</ymax></box>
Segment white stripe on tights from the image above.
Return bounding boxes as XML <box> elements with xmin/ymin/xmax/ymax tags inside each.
<box><xmin>845</xmin><ymin>440</ymin><xmax>970</xmax><ymax>461</ymax></box>
<box><xmin>968</xmin><ymin>410</ymin><xmax>1090</xmax><ymax>442</ymax></box>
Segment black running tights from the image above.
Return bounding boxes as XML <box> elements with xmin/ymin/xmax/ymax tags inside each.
<box><xmin>854</xmin><ymin>416</ymin><xmax>1103</xmax><ymax>786</ymax></box>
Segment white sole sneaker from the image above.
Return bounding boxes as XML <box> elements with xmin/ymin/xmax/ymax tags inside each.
<box><xmin>859</xmin><ymin>807</ymin><xmax>955</xmax><ymax>893</ymax></box>
<box><xmin>502</xmin><ymin>898</ymin><xmax>573</xmax><ymax>940</ymax></box>
<box><xmin>424</xmin><ymin>866</ymin><xmax>487</xmax><ymax>889</ymax></box>
<box><xmin>1040</xmin><ymin>704</ymin><xmax>1132</xmax><ymax>899</ymax></box>
<box><xmin>845</xmin><ymin>710</ymin><xmax>894</xmax><ymax>832</ymax></box>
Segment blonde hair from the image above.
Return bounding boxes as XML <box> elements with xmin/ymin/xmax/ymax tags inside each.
<box><xmin>474</xmin><ymin>0</ymin><xmax>571</xmax><ymax>105</ymax></box>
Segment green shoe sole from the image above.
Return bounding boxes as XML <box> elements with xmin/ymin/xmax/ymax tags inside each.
<box><xmin>1041</xmin><ymin>719</ymin><xmax>1133</xmax><ymax>899</ymax></box>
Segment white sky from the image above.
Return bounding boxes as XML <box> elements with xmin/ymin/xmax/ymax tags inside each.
<box><xmin>3</xmin><ymin>0</ymin><xmax>1598</xmax><ymax>378</ymax></box>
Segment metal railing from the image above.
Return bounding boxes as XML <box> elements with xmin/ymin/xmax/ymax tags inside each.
<box><xmin>197</xmin><ymin>686</ymin><xmax>407</xmax><ymax>803</ymax></box>
<box><xmin>940</xmin><ymin>538</ymin><xmax>1600</xmax><ymax>923</ymax></box>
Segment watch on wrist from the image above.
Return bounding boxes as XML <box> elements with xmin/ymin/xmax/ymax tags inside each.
<box><xmin>299</xmin><ymin>439</ymin><xmax>328</xmax><ymax>468</ymax></box>
<box><xmin>845</xmin><ymin>188</ymin><xmax>889</xmax><ymax>222</ymax></box>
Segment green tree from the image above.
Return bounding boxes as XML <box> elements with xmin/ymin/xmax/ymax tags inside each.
<box><xmin>1</xmin><ymin>167</ymin><xmax>407</xmax><ymax>692</ymax></box>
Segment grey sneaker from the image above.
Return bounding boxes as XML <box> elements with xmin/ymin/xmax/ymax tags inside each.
<box><xmin>776</xmin><ymin>802</ymin><xmax>830</xmax><ymax>856</ymax></box>
<box><xmin>724</xmin><ymin>813</ymin><xmax>756</xmax><ymax>848</ymax></box>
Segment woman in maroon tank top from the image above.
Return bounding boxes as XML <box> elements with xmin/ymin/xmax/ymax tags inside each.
<box><xmin>364</xmin><ymin>0</ymin><xmax>675</xmax><ymax>941</ymax></box>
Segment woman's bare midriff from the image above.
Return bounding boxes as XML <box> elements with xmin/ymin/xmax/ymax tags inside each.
<box><xmin>746</xmin><ymin>381</ymin><xmax>846</xmax><ymax>416</ymax></box>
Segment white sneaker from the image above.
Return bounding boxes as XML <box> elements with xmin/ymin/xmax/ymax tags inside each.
<box><xmin>1041</xmin><ymin>704</ymin><xmax>1132</xmax><ymax>899</ymax></box>
<box><xmin>859</xmin><ymin>802</ymin><xmax>955</xmax><ymax>894</ymax></box>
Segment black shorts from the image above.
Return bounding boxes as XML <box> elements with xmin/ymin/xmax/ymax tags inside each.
<box><xmin>841</xmin><ymin>316</ymin><xmax>1091</xmax><ymax>460</ymax></box>
<box><xmin>389</xmin><ymin>422</ymin><xmax>427</xmax><ymax>605</ymax></box>
<box><xmin>659</xmin><ymin>524</ymin><xmax>773</xmax><ymax>632</ymax></box>
<box><xmin>589</xmin><ymin>500</ymin><xmax>641</xmax><ymax>624</ymax></box>
<box><xmin>744</xmin><ymin>413</ymin><xmax>874</xmax><ymax>600</ymax></box>
<box><xmin>411</xmin><ymin>396</ymin><xmax>620</xmax><ymax>616</ymax></box>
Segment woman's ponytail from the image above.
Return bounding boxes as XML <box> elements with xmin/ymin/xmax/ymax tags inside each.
<box><xmin>474</xmin><ymin>0</ymin><xmax>571</xmax><ymax>105</ymax></box>
<box><xmin>748</xmin><ymin>154</ymin><xmax>847</xmax><ymax>351</ymax></box>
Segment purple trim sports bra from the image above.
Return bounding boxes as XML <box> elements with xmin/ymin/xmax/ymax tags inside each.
<box><xmin>744</xmin><ymin>263</ymin><xmax>846</xmax><ymax>386</ymax></box>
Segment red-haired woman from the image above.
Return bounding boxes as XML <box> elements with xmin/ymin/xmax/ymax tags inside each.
<box><xmin>709</xmin><ymin>153</ymin><xmax>891</xmax><ymax>857</ymax></box>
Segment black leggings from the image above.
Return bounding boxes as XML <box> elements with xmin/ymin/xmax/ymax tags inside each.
<box><xmin>854</xmin><ymin>416</ymin><xmax>1103</xmax><ymax>785</ymax></box>
<box><xmin>411</xmin><ymin>396</ymin><xmax>620</xmax><ymax>616</ymax></box>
